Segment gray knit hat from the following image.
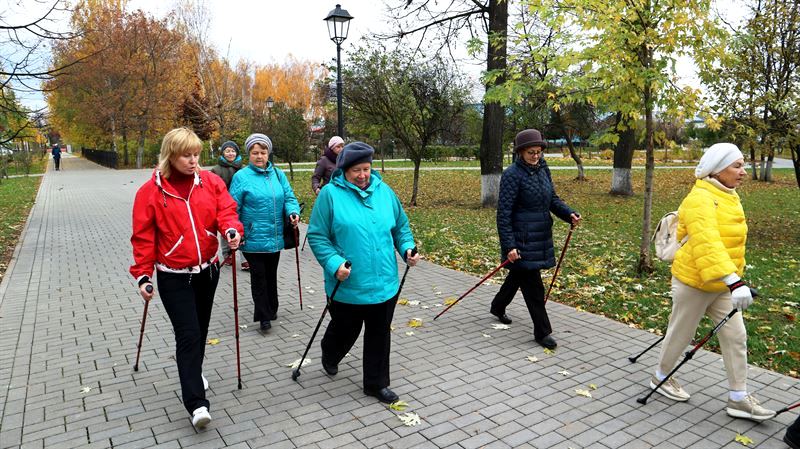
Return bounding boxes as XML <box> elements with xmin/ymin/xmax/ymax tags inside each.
<box><xmin>336</xmin><ymin>141</ymin><xmax>374</xmax><ymax>170</ymax></box>
<box><xmin>244</xmin><ymin>133</ymin><xmax>272</xmax><ymax>152</ymax></box>
<box><xmin>219</xmin><ymin>140</ymin><xmax>240</xmax><ymax>155</ymax></box>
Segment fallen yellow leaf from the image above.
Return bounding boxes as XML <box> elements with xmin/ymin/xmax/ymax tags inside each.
<box><xmin>398</xmin><ymin>298</ymin><xmax>409</xmax><ymax>305</ymax></box>
<box><xmin>408</xmin><ymin>318</ymin><xmax>423</xmax><ymax>328</ymax></box>
<box><xmin>389</xmin><ymin>400</ymin><xmax>408</xmax><ymax>411</ymax></box>
<box><xmin>543</xmin><ymin>348</ymin><xmax>555</xmax><ymax>355</ymax></box>
<box><xmin>589</xmin><ymin>384</ymin><xmax>598</xmax><ymax>390</ymax></box>
<box><xmin>575</xmin><ymin>389</ymin><xmax>592</xmax><ymax>398</ymax></box>
<box><xmin>734</xmin><ymin>433</ymin><xmax>754</xmax><ymax>446</ymax></box>
<box><xmin>443</xmin><ymin>297</ymin><xmax>457</xmax><ymax>306</ymax></box>
<box><xmin>206</xmin><ymin>338</ymin><xmax>220</xmax><ymax>345</ymax></box>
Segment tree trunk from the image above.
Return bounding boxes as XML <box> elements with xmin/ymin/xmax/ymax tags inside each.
<box><xmin>636</xmin><ymin>84</ymin><xmax>655</xmax><ymax>275</ymax></box>
<box><xmin>759</xmin><ymin>153</ymin><xmax>766</xmax><ymax>181</ymax></box>
<box><xmin>288</xmin><ymin>160</ymin><xmax>294</xmax><ymax>182</ymax></box>
<box><xmin>410</xmin><ymin>158</ymin><xmax>421</xmax><ymax>207</ymax></box>
<box><xmin>122</xmin><ymin>129</ymin><xmax>129</xmax><ymax>170</ymax></box>
<box><xmin>792</xmin><ymin>145</ymin><xmax>800</xmax><ymax>189</ymax></box>
<box><xmin>760</xmin><ymin>151</ymin><xmax>774</xmax><ymax>182</ymax></box>
<box><xmin>561</xmin><ymin>125</ymin><xmax>585</xmax><ymax>181</ymax></box>
<box><xmin>136</xmin><ymin>128</ymin><xmax>146</xmax><ymax>169</ymax></box>
<box><xmin>750</xmin><ymin>144</ymin><xmax>758</xmax><ymax>180</ymax></box>
<box><xmin>610</xmin><ymin>113</ymin><xmax>635</xmax><ymax>196</ymax></box>
<box><xmin>479</xmin><ymin>0</ymin><xmax>507</xmax><ymax>208</ymax></box>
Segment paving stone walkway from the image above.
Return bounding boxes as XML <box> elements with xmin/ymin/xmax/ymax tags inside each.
<box><xmin>0</xmin><ymin>156</ymin><xmax>796</xmax><ymax>448</ymax></box>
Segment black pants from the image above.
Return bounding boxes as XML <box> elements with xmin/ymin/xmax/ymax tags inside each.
<box><xmin>321</xmin><ymin>295</ymin><xmax>398</xmax><ymax>390</ymax></box>
<box><xmin>242</xmin><ymin>251</ymin><xmax>281</xmax><ymax>322</ymax></box>
<box><xmin>54</xmin><ymin>157</ymin><xmax>60</xmax><ymax>170</ymax></box>
<box><xmin>156</xmin><ymin>264</ymin><xmax>219</xmax><ymax>414</ymax></box>
<box><xmin>490</xmin><ymin>268</ymin><xmax>552</xmax><ymax>340</ymax></box>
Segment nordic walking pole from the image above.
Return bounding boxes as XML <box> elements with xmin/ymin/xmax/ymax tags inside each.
<box><xmin>544</xmin><ymin>223</ymin><xmax>575</xmax><ymax>304</ymax></box>
<box><xmin>434</xmin><ymin>259</ymin><xmax>512</xmax><ymax>321</ymax></box>
<box><xmin>776</xmin><ymin>401</ymin><xmax>800</xmax><ymax>416</ymax></box>
<box><xmin>228</xmin><ymin>230</ymin><xmax>242</xmax><ymax>390</ymax></box>
<box><xmin>133</xmin><ymin>284</ymin><xmax>154</xmax><ymax>372</ymax></box>
<box><xmin>637</xmin><ymin>308</ymin><xmax>740</xmax><ymax>405</ymax></box>
<box><xmin>294</xmin><ymin>226</ymin><xmax>303</xmax><ymax>310</ymax></box>
<box><xmin>292</xmin><ymin>261</ymin><xmax>350</xmax><ymax>382</ymax></box>
<box><xmin>629</xmin><ymin>335</ymin><xmax>666</xmax><ymax>363</ymax></box>
<box><xmin>301</xmin><ymin>233</ymin><xmax>308</xmax><ymax>251</ymax></box>
<box><xmin>396</xmin><ymin>247</ymin><xmax>418</xmax><ymax>297</ymax></box>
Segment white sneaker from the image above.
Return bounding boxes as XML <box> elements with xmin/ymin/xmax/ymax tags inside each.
<box><xmin>650</xmin><ymin>374</ymin><xmax>691</xmax><ymax>402</ymax></box>
<box><xmin>726</xmin><ymin>394</ymin><xmax>776</xmax><ymax>422</ymax></box>
<box><xmin>191</xmin><ymin>406</ymin><xmax>211</xmax><ymax>429</ymax></box>
<box><xmin>201</xmin><ymin>374</ymin><xmax>208</xmax><ymax>391</ymax></box>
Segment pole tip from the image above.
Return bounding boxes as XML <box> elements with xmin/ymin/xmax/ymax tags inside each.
<box><xmin>291</xmin><ymin>370</ymin><xmax>300</xmax><ymax>381</ymax></box>
<box><xmin>133</xmin><ymin>365</ymin><xmax>139</xmax><ymax>372</ymax></box>
<box><xmin>628</xmin><ymin>356</ymin><xmax>637</xmax><ymax>363</ymax></box>
<box><xmin>238</xmin><ymin>381</ymin><xmax>242</xmax><ymax>390</ymax></box>
<box><xmin>636</xmin><ymin>397</ymin><xmax>647</xmax><ymax>405</ymax></box>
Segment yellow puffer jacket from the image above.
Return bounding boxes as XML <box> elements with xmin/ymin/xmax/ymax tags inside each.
<box><xmin>671</xmin><ymin>179</ymin><xmax>747</xmax><ymax>292</ymax></box>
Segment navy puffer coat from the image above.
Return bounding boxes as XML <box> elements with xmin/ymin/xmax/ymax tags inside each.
<box><xmin>497</xmin><ymin>158</ymin><xmax>575</xmax><ymax>270</ymax></box>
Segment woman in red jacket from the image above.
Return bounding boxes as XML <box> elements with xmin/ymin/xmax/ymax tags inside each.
<box><xmin>130</xmin><ymin>127</ymin><xmax>243</xmax><ymax>430</ymax></box>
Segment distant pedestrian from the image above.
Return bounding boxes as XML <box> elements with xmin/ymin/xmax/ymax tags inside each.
<box><xmin>130</xmin><ymin>127</ymin><xmax>243</xmax><ymax>430</ymax></box>
<box><xmin>229</xmin><ymin>133</ymin><xmax>301</xmax><ymax>332</ymax></box>
<box><xmin>649</xmin><ymin>143</ymin><xmax>775</xmax><ymax>422</ymax></box>
<box><xmin>311</xmin><ymin>136</ymin><xmax>344</xmax><ymax>195</ymax></box>
<box><xmin>52</xmin><ymin>144</ymin><xmax>62</xmax><ymax>171</ymax></box>
<box><xmin>491</xmin><ymin>129</ymin><xmax>581</xmax><ymax>350</ymax></box>
<box><xmin>308</xmin><ymin>141</ymin><xmax>420</xmax><ymax>404</ymax></box>
<box><xmin>210</xmin><ymin>140</ymin><xmax>243</xmax><ymax>268</ymax></box>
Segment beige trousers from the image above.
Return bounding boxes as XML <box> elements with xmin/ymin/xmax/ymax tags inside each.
<box><xmin>657</xmin><ymin>277</ymin><xmax>748</xmax><ymax>391</ymax></box>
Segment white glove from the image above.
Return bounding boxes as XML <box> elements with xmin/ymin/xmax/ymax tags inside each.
<box><xmin>722</xmin><ymin>274</ymin><xmax>753</xmax><ymax>311</ymax></box>
<box><xmin>730</xmin><ymin>284</ymin><xmax>753</xmax><ymax>311</ymax></box>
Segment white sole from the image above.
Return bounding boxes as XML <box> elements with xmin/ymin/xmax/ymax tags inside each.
<box><xmin>726</xmin><ymin>407</ymin><xmax>775</xmax><ymax>422</ymax></box>
<box><xmin>649</xmin><ymin>381</ymin><xmax>690</xmax><ymax>402</ymax></box>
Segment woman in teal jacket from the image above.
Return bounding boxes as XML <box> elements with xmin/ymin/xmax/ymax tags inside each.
<box><xmin>308</xmin><ymin>142</ymin><xmax>420</xmax><ymax>404</ymax></box>
<box><xmin>229</xmin><ymin>133</ymin><xmax>300</xmax><ymax>331</ymax></box>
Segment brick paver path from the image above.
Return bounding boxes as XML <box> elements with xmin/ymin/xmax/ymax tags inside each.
<box><xmin>0</xmin><ymin>156</ymin><xmax>796</xmax><ymax>448</ymax></box>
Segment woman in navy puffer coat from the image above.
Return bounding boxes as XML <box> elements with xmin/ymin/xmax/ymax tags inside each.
<box><xmin>490</xmin><ymin>129</ymin><xmax>581</xmax><ymax>350</ymax></box>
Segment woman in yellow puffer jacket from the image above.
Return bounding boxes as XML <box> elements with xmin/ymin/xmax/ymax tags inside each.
<box><xmin>649</xmin><ymin>143</ymin><xmax>776</xmax><ymax>422</ymax></box>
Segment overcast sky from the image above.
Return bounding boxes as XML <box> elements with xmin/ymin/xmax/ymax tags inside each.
<box><xmin>10</xmin><ymin>0</ymin><xmax>748</xmax><ymax>110</ymax></box>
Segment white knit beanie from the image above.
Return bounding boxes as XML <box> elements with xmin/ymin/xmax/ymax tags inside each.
<box><xmin>695</xmin><ymin>143</ymin><xmax>744</xmax><ymax>179</ymax></box>
<box><xmin>244</xmin><ymin>133</ymin><xmax>273</xmax><ymax>152</ymax></box>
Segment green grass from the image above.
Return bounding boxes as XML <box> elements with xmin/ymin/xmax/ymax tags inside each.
<box><xmin>286</xmin><ymin>167</ymin><xmax>800</xmax><ymax>378</ymax></box>
<box><xmin>0</xmin><ymin>176</ymin><xmax>42</xmax><ymax>283</ymax></box>
<box><xmin>1</xmin><ymin>154</ymin><xmax>48</xmax><ymax>176</ymax></box>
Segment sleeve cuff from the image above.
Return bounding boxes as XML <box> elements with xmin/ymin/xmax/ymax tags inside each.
<box><xmin>137</xmin><ymin>275</ymin><xmax>151</xmax><ymax>286</ymax></box>
<box><xmin>721</xmin><ymin>273</ymin><xmax>741</xmax><ymax>285</ymax></box>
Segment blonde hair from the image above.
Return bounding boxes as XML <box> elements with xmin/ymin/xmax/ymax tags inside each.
<box><xmin>158</xmin><ymin>127</ymin><xmax>203</xmax><ymax>178</ymax></box>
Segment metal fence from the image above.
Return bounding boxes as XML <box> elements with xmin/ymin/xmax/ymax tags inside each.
<box><xmin>82</xmin><ymin>148</ymin><xmax>118</xmax><ymax>169</ymax></box>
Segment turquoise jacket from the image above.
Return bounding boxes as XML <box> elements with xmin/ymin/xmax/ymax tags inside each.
<box><xmin>308</xmin><ymin>169</ymin><xmax>415</xmax><ymax>304</ymax></box>
<box><xmin>229</xmin><ymin>162</ymin><xmax>300</xmax><ymax>253</ymax></box>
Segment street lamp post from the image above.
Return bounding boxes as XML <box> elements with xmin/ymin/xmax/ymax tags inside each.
<box><xmin>266</xmin><ymin>96</ymin><xmax>275</xmax><ymax>162</ymax></box>
<box><xmin>324</xmin><ymin>4</ymin><xmax>353</xmax><ymax>138</ymax></box>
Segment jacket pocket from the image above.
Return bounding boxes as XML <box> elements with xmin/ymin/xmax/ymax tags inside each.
<box><xmin>164</xmin><ymin>235</ymin><xmax>184</xmax><ymax>257</ymax></box>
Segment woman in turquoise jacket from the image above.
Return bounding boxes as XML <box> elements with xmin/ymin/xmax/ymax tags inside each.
<box><xmin>229</xmin><ymin>133</ymin><xmax>300</xmax><ymax>331</ymax></box>
<box><xmin>308</xmin><ymin>142</ymin><xmax>420</xmax><ymax>404</ymax></box>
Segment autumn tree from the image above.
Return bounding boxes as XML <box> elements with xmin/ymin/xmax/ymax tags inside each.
<box><xmin>704</xmin><ymin>0</ymin><xmax>800</xmax><ymax>186</ymax></box>
<box><xmin>1</xmin><ymin>1</ymin><xmax>79</xmax><ymax>145</ymax></box>
<box><xmin>344</xmin><ymin>47</ymin><xmax>470</xmax><ymax>206</ymax></box>
<box><xmin>267</xmin><ymin>102</ymin><xmax>308</xmax><ymax>181</ymax></box>
<box><xmin>527</xmin><ymin>0</ymin><xmax>723</xmax><ymax>273</ymax></box>
<box><xmin>382</xmin><ymin>0</ymin><xmax>508</xmax><ymax>208</ymax></box>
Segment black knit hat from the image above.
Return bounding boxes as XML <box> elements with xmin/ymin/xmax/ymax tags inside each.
<box><xmin>514</xmin><ymin>129</ymin><xmax>547</xmax><ymax>152</ymax></box>
<box><xmin>219</xmin><ymin>140</ymin><xmax>240</xmax><ymax>155</ymax></box>
<box><xmin>336</xmin><ymin>141</ymin><xmax>374</xmax><ymax>170</ymax></box>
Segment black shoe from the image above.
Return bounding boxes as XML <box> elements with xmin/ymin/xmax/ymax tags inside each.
<box><xmin>364</xmin><ymin>387</ymin><xmax>398</xmax><ymax>404</ymax></box>
<box><xmin>536</xmin><ymin>335</ymin><xmax>557</xmax><ymax>350</ymax></box>
<box><xmin>260</xmin><ymin>320</ymin><xmax>271</xmax><ymax>331</ymax></box>
<box><xmin>322</xmin><ymin>359</ymin><xmax>338</xmax><ymax>376</ymax></box>
<box><xmin>786</xmin><ymin>422</ymin><xmax>800</xmax><ymax>449</ymax></box>
<box><xmin>270</xmin><ymin>313</ymin><xmax>277</xmax><ymax>321</ymax></box>
<box><xmin>490</xmin><ymin>310</ymin><xmax>512</xmax><ymax>324</ymax></box>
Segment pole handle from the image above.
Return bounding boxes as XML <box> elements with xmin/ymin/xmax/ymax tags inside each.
<box><xmin>145</xmin><ymin>284</ymin><xmax>153</xmax><ymax>294</ymax></box>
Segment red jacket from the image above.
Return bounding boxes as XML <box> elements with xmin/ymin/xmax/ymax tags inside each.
<box><xmin>130</xmin><ymin>169</ymin><xmax>243</xmax><ymax>281</ymax></box>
